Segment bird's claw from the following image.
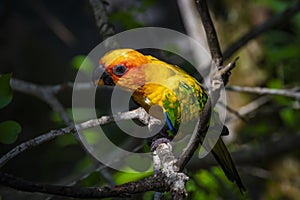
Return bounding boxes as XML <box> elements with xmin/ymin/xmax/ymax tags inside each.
<box><xmin>150</xmin><ymin>138</ymin><xmax>171</xmax><ymax>152</ymax></box>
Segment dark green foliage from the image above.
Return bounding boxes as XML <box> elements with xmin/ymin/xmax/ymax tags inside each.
<box><xmin>0</xmin><ymin>74</ymin><xmax>12</xmax><ymax>109</ymax></box>
<box><xmin>0</xmin><ymin>74</ymin><xmax>21</xmax><ymax>144</ymax></box>
<box><xmin>0</xmin><ymin>121</ymin><xmax>21</xmax><ymax>144</ymax></box>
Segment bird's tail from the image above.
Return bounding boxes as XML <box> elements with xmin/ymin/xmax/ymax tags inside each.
<box><xmin>211</xmin><ymin>138</ymin><xmax>246</xmax><ymax>193</ymax></box>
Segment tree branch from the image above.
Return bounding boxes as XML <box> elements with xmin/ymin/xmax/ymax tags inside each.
<box><xmin>219</xmin><ymin>102</ymin><xmax>248</xmax><ymax>123</ymax></box>
<box><xmin>195</xmin><ymin>0</ymin><xmax>223</xmax><ymax>66</ymax></box>
<box><xmin>177</xmin><ymin>0</ymin><xmax>239</xmax><ymax>172</ymax></box>
<box><xmin>89</xmin><ymin>0</ymin><xmax>115</xmax><ymax>40</ymax></box>
<box><xmin>89</xmin><ymin>0</ymin><xmax>119</xmax><ymax>48</ymax></box>
<box><xmin>2</xmin><ymin>131</ymin><xmax>299</xmax><ymax>198</ymax></box>
<box><xmin>10</xmin><ymin>78</ymin><xmax>73</xmax><ymax>125</ymax></box>
<box><xmin>176</xmin><ymin>99</ymin><xmax>212</xmax><ymax>171</ymax></box>
<box><xmin>223</xmin><ymin>1</ymin><xmax>300</xmax><ymax>60</ymax></box>
<box><xmin>9</xmin><ymin>78</ymin><xmax>119</xmax><ymax>187</ymax></box>
<box><xmin>0</xmin><ymin>171</ymin><xmax>169</xmax><ymax>198</ymax></box>
<box><xmin>0</xmin><ymin>108</ymin><xmax>150</xmax><ymax>168</ymax></box>
<box><xmin>225</xmin><ymin>96</ymin><xmax>271</xmax><ymax>124</ymax></box>
<box><xmin>226</xmin><ymin>85</ymin><xmax>300</xmax><ymax>100</ymax></box>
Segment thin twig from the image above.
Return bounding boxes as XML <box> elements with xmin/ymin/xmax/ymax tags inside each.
<box><xmin>219</xmin><ymin>102</ymin><xmax>248</xmax><ymax>123</ymax></box>
<box><xmin>0</xmin><ymin>108</ymin><xmax>149</xmax><ymax>168</ymax></box>
<box><xmin>27</xmin><ymin>0</ymin><xmax>77</xmax><ymax>46</ymax></box>
<box><xmin>223</xmin><ymin>1</ymin><xmax>300</xmax><ymax>60</ymax></box>
<box><xmin>225</xmin><ymin>96</ymin><xmax>271</xmax><ymax>124</ymax></box>
<box><xmin>226</xmin><ymin>85</ymin><xmax>300</xmax><ymax>100</ymax></box>
<box><xmin>236</xmin><ymin>96</ymin><xmax>271</xmax><ymax>117</ymax></box>
<box><xmin>9</xmin><ymin>78</ymin><xmax>119</xmax><ymax>191</ymax></box>
<box><xmin>240</xmin><ymin>166</ymin><xmax>272</xmax><ymax>179</ymax></box>
<box><xmin>185</xmin><ymin>132</ymin><xmax>300</xmax><ymax>171</ymax></box>
<box><xmin>0</xmin><ymin>126</ymin><xmax>74</xmax><ymax>168</ymax></box>
<box><xmin>10</xmin><ymin>79</ymin><xmax>73</xmax><ymax>125</ymax></box>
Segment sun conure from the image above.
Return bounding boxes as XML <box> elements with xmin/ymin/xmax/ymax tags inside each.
<box><xmin>95</xmin><ymin>48</ymin><xmax>246</xmax><ymax>192</ymax></box>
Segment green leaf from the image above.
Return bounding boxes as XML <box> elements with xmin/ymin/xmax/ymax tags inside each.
<box><xmin>143</xmin><ymin>191</ymin><xmax>155</xmax><ymax>200</ymax></box>
<box><xmin>79</xmin><ymin>171</ymin><xmax>103</xmax><ymax>187</ymax></box>
<box><xmin>74</xmin><ymin>156</ymin><xmax>94</xmax><ymax>173</ymax></box>
<box><xmin>255</xmin><ymin>0</ymin><xmax>290</xmax><ymax>12</ymax></box>
<box><xmin>71</xmin><ymin>55</ymin><xmax>94</xmax><ymax>75</ymax></box>
<box><xmin>186</xmin><ymin>179</ymin><xmax>197</xmax><ymax>192</ymax></box>
<box><xmin>267</xmin><ymin>79</ymin><xmax>282</xmax><ymax>89</ymax></box>
<box><xmin>0</xmin><ymin>73</ymin><xmax>13</xmax><ymax>109</ymax></box>
<box><xmin>114</xmin><ymin>168</ymin><xmax>152</xmax><ymax>184</ymax></box>
<box><xmin>55</xmin><ymin>134</ymin><xmax>77</xmax><ymax>147</ymax></box>
<box><xmin>280</xmin><ymin>108</ymin><xmax>295</xmax><ymax>127</ymax></box>
<box><xmin>83</xmin><ymin>130</ymin><xmax>102</xmax><ymax>145</ymax></box>
<box><xmin>195</xmin><ymin>170</ymin><xmax>218</xmax><ymax>191</ymax></box>
<box><xmin>0</xmin><ymin>120</ymin><xmax>21</xmax><ymax>144</ymax></box>
<box><xmin>50</xmin><ymin>108</ymin><xmax>73</xmax><ymax>124</ymax></box>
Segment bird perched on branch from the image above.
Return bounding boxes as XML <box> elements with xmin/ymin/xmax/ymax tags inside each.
<box><xmin>94</xmin><ymin>48</ymin><xmax>246</xmax><ymax>192</ymax></box>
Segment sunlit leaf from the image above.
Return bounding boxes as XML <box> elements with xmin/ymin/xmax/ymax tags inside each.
<box><xmin>195</xmin><ymin>170</ymin><xmax>218</xmax><ymax>190</ymax></box>
<box><xmin>71</xmin><ymin>55</ymin><xmax>94</xmax><ymax>75</ymax></box>
<box><xmin>280</xmin><ymin>108</ymin><xmax>295</xmax><ymax>127</ymax></box>
<box><xmin>186</xmin><ymin>179</ymin><xmax>197</xmax><ymax>192</ymax></box>
<box><xmin>113</xmin><ymin>168</ymin><xmax>152</xmax><ymax>185</ymax></box>
<box><xmin>267</xmin><ymin>79</ymin><xmax>282</xmax><ymax>89</ymax></box>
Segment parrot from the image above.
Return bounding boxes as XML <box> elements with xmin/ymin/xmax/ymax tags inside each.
<box><xmin>94</xmin><ymin>48</ymin><xmax>246</xmax><ymax>192</ymax></box>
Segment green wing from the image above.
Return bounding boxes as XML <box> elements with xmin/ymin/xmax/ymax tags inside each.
<box><xmin>163</xmin><ymin>78</ymin><xmax>208</xmax><ymax>136</ymax></box>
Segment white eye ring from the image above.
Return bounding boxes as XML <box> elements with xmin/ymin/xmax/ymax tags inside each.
<box><xmin>113</xmin><ymin>64</ymin><xmax>128</xmax><ymax>76</ymax></box>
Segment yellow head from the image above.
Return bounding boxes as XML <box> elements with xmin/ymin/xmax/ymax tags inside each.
<box><xmin>94</xmin><ymin>49</ymin><xmax>150</xmax><ymax>90</ymax></box>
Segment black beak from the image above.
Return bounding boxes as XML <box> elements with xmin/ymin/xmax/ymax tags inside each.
<box><xmin>92</xmin><ymin>66</ymin><xmax>115</xmax><ymax>86</ymax></box>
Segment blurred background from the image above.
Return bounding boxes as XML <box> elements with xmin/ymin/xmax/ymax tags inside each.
<box><xmin>0</xmin><ymin>0</ymin><xmax>300</xmax><ymax>199</ymax></box>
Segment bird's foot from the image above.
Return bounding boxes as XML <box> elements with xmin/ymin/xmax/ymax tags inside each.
<box><xmin>150</xmin><ymin>138</ymin><xmax>171</xmax><ymax>152</ymax></box>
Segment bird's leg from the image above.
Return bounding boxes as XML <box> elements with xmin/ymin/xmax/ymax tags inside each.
<box><xmin>146</xmin><ymin>124</ymin><xmax>173</xmax><ymax>152</ymax></box>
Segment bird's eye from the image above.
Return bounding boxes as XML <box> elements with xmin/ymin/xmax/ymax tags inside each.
<box><xmin>112</xmin><ymin>64</ymin><xmax>128</xmax><ymax>76</ymax></box>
